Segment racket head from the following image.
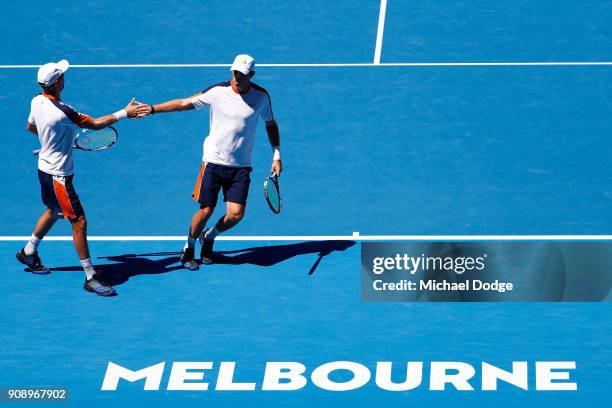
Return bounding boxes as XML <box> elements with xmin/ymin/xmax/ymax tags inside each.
<box><xmin>73</xmin><ymin>126</ymin><xmax>118</xmax><ymax>151</ymax></box>
<box><xmin>264</xmin><ymin>173</ymin><xmax>282</xmax><ymax>214</ymax></box>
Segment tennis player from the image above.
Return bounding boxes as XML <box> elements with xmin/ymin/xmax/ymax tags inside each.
<box><xmin>17</xmin><ymin>59</ymin><xmax>147</xmax><ymax>296</ymax></box>
<box><xmin>139</xmin><ymin>54</ymin><xmax>282</xmax><ymax>269</ymax></box>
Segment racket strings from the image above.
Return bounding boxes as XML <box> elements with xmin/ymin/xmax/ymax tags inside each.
<box><xmin>265</xmin><ymin>177</ymin><xmax>281</xmax><ymax>213</ymax></box>
<box><xmin>74</xmin><ymin>128</ymin><xmax>117</xmax><ymax>151</ymax></box>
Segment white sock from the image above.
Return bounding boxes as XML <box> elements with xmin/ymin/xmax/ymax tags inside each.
<box><xmin>204</xmin><ymin>227</ymin><xmax>221</xmax><ymax>241</ymax></box>
<box><xmin>24</xmin><ymin>235</ymin><xmax>41</xmax><ymax>256</ymax></box>
<box><xmin>184</xmin><ymin>235</ymin><xmax>197</xmax><ymax>250</ymax></box>
<box><xmin>80</xmin><ymin>258</ymin><xmax>96</xmax><ymax>280</ymax></box>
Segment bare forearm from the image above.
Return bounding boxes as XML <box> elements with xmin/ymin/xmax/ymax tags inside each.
<box><xmin>84</xmin><ymin>114</ymin><xmax>119</xmax><ymax>130</ymax></box>
<box><xmin>150</xmin><ymin>98</ymin><xmax>194</xmax><ymax>114</ymax></box>
<box><xmin>75</xmin><ymin>98</ymin><xmax>146</xmax><ymax>130</ymax></box>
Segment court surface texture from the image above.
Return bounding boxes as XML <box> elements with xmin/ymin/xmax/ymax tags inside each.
<box><xmin>0</xmin><ymin>1</ymin><xmax>611</xmax><ymax>406</ymax></box>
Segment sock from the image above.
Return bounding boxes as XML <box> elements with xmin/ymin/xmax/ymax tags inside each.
<box><xmin>198</xmin><ymin>230</ymin><xmax>206</xmax><ymax>246</ymax></box>
<box><xmin>204</xmin><ymin>226</ymin><xmax>221</xmax><ymax>241</ymax></box>
<box><xmin>24</xmin><ymin>235</ymin><xmax>41</xmax><ymax>256</ymax></box>
<box><xmin>183</xmin><ymin>235</ymin><xmax>197</xmax><ymax>250</ymax></box>
<box><xmin>80</xmin><ymin>258</ymin><xmax>96</xmax><ymax>280</ymax></box>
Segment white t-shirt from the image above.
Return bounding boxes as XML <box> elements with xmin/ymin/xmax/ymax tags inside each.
<box><xmin>190</xmin><ymin>81</ymin><xmax>274</xmax><ymax>167</ymax></box>
<box><xmin>28</xmin><ymin>94</ymin><xmax>90</xmax><ymax>176</ymax></box>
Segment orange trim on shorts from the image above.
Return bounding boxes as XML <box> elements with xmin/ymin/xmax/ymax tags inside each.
<box><xmin>52</xmin><ymin>178</ymin><xmax>76</xmax><ymax>219</ymax></box>
<box><xmin>192</xmin><ymin>162</ymin><xmax>207</xmax><ymax>202</ymax></box>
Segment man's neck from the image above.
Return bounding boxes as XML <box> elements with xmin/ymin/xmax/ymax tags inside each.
<box><xmin>42</xmin><ymin>90</ymin><xmax>61</xmax><ymax>101</ymax></box>
<box><xmin>230</xmin><ymin>80</ymin><xmax>250</xmax><ymax>95</ymax></box>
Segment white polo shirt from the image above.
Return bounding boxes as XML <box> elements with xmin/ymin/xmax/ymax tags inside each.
<box><xmin>190</xmin><ymin>81</ymin><xmax>274</xmax><ymax>167</ymax></box>
<box><xmin>27</xmin><ymin>94</ymin><xmax>90</xmax><ymax>176</ymax></box>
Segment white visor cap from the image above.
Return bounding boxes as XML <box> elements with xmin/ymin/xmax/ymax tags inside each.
<box><xmin>230</xmin><ymin>54</ymin><xmax>255</xmax><ymax>75</ymax></box>
<box><xmin>37</xmin><ymin>59</ymin><xmax>69</xmax><ymax>87</ymax></box>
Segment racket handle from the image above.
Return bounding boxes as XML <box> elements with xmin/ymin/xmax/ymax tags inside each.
<box><xmin>32</xmin><ymin>149</ymin><xmax>41</xmax><ymax>156</ymax></box>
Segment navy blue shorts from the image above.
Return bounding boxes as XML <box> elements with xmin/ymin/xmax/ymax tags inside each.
<box><xmin>38</xmin><ymin>170</ymin><xmax>84</xmax><ymax>220</ymax></box>
<box><xmin>192</xmin><ymin>162</ymin><xmax>252</xmax><ymax>208</ymax></box>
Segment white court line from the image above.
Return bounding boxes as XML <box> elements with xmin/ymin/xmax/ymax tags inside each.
<box><xmin>1</xmin><ymin>62</ymin><xmax>612</xmax><ymax>69</ymax></box>
<box><xmin>374</xmin><ymin>0</ymin><xmax>388</xmax><ymax>64</ymax></box>
<box><xmin>1</xmin><ymin>235</ymin><xmax>611</xmax><ymax>241</ymax></box>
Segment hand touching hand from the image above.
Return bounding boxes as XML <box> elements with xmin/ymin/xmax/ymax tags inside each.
<box><xmin>124</xmin><ymin>98</ymin><xmax>150</xmax><ymax>119</ymax></box>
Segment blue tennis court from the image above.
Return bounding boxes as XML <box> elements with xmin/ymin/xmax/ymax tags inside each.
<box><xmin>0</xmin><ymin>1</ymin><xmax>611</xmax><ymax>406</ymax></box>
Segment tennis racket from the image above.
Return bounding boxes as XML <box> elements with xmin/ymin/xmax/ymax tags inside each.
<box><xmin>264</xmin><ymin>172</ymin><xmax>282</xmax><ymax>214</ymax></box>
<box><xmin>33</xmin><ymin>127</ymin><xmax>118</xmax><ymax>155</ymax></box>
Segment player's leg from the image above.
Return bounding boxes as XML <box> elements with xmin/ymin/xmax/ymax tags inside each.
<box><xmin>216</xmin><ymin>202</ymin><xmax>246</xmax><ymax>231</ymax></box>
<box><xmin>33</xmin><ymin>208</ymin><xmax>59</xmax><ymax>238</ymax></box>
<box><xmin>17</xmin><ymin>208</ymin><xmax>58</xmax><ymax>274</ymax></box>
<box><xmin>52</xmin><ymin>174</ymin><xmax>116</xmax><ymax>296</ymax></box>
<box><xmin>69</xmin><ymin>214</ymin><xmax>116</xmax><ymax>296</ymax></box>
<box><xmin>180</xmin><ymin>206</ymin><xmax>215</xmax><ymax>270</ymax></box>
<box><xmin>181</xmin><ymin>162</ymin><xmax>221</xmax><ymax>270</ymax></box>
<box><xmin>200</xmin><ymin>202</ymin><xmax>246</xmax><ymax>264</ymax></box>
<box><xmin>70</xmin><ymin>214</ymin><xmax>90</xmax><ymax>260</ymax></box>
<box><xmin>17</xmin><ymin>171</ymin><xmax>61</xmax><ymax>273</ymax></box>
<box><xmin>189</xmin><ymin>206</ymin><xmax>215</xmax><ymax>241</ymax></box>
<box><xmin>200</xmin><ymin>166</ymin><xmax>251</xmax><ymax>264</ymax></box>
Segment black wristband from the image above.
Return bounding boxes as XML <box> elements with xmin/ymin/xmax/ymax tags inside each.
<box><xmin>150</xmin><ymin>105</ymin><xmax>156</xmax><ymax>114</ymax></box>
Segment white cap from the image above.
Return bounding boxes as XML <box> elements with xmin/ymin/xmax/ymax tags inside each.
<box><xmin>37</xmin><ymin>59</ymin><xmax>69</xmax><ymax>87</ymax></box>
<box><xmin>230</xmin><ymin>54</ymin><xmax>255</xmax><ymax>75</ymax></box>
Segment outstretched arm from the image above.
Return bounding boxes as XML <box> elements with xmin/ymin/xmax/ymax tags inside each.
<box><xmin>81</xmin><ymin>98</ymin><xmax>148</xmax><ymax>130</ymax></box>
<box><xmin>266</xmin><ymin>119</ymin><xmax>282</xmax><ymax>176</ymax></box>
<box><xmin>81</xmin><ymin>114</ymin><xmax>125</xmax><ymax>130</ymax></box>
<box><xmin>141</xmin><ymin>98</ymin><xmax>195</xmax><ymax>116</ymax></box>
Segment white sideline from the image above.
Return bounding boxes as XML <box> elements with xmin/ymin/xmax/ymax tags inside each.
<box><xmin>1</xmin><ymin>62</ymin><xmax>612</xmax><ymax>69</ymax></box>
<box><xmin>1</xmin><ymin>235</ymin><xmax>612</xmax><ymax>241</ymax></box>
<box><xmin>374</xmin><ymin>0</ymin><xmax>388</xmax><ymax>64</ymax></box>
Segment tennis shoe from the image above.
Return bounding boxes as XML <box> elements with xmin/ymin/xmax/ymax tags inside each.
<box><xmin>180</xmin><ymin>247</ymin><xmax>200</xmax><ymax>271</ymax></box>
<box><xmin>16</xmin><ymin>249</ymin><xmax>50</xmax><ymax>274</ymax></box>
<box><xmin>84</xmin><ymin>273</ymin><xmax>117</xmax><ymax>296</ymax></box>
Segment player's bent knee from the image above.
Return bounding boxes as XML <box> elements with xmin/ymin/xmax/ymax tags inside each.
<box><xmin>44</xmin><ymin>208</ymin><xmax>60</xmax><ymax>220</ymax></box>
<box><xmin>227</xmin><ymin>211</ymin><xmax>245</xmax><ymax>223</ymax></box>
<box><xmin>70</xmin><ymin>215</ymin><xmax>87</xmax><ymax>231</ymax></box>
<box><xmin>198</xmin><ymin>207</ymin><xmax>215</xmax><ymax>217</ymax></box>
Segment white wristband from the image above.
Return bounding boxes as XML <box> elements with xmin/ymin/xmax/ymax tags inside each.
<box><xmin>272</xmin><ymin>146</ymin><xmax>281</xmax><ymax>161</ymax></box>
<box><xmin>113</xmin><ymin>109</ymin><xmax>127</xmax><ymax>121</ymax></box>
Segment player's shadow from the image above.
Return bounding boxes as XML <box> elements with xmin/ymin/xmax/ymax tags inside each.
<box><xmin>49</xmin><ymin>240</ymin><xmax>355</xmax><ymax>286</ymax></box>
<box><xmin>214</xmin><ymin>240</ymin><xmax>356</xmax><ymax>273</ymax></box>
<box><xmin>50</xmin><ymin>252</ymin><xmax>184</xmax><ymax>286</ymax></box>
